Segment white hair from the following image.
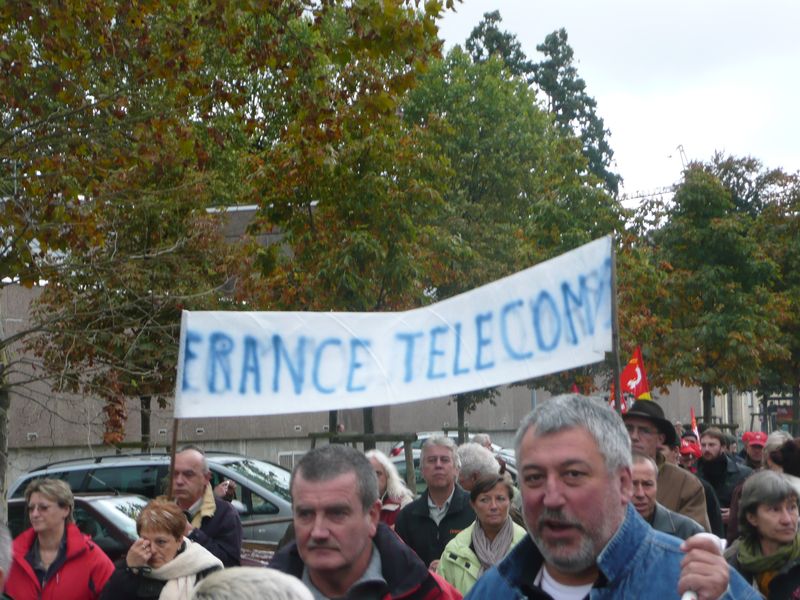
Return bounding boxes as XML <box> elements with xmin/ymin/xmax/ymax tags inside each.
<box><xmin>422</xmin><ymin>435</ymin><xmax>461</xmax><ymax>470</ymax></box>
<box><xmin>365</xmin><ymin>449</ymin><xmax>414</xmax><ymax>505</ymax></box>
<box><xmin>191</xmin><ymin>567</ymin><xmax>312</xmax><ymax>600</ymax></box>
<box><xmin>457</xmin><ymin>442</ymin><xmax>500</xmax><ymax>480</ymax></box>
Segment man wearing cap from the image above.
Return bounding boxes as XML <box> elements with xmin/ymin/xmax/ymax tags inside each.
<box><xmin>623</xmin><ymin>401</ymin><xmax>711</xmax><ymax>532</ymax></box>
<box><xmin>742</xmin><ymin>431</ymin><xmax>767</xmax><ymax>470</ymax></box>
<box><xmin>679</xmin><ymin>437</ymin><xmax>701</xmax><ymax>473</ymax></box>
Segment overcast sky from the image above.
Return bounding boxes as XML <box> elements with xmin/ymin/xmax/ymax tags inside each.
<box><xmin>438</xmin><ymin>0</ymin><xmax>800</xmax><ymax>201</ymax></box>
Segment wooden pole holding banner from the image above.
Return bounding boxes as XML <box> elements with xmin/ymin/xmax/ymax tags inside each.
<box><xmin>168</xmin><ymin>418</ymin><xmax>180</xmax><ymax>500</ymax></box>
<box><xmin>610</xmin><ymin>237</ymin><xmax>623</xmax><ymax>413</ymax></box>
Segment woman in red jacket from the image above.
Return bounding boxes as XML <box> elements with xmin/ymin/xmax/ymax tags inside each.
<box><xmin>5</xmin><ymin>479</ymin><xmax>114</xmax><ymax>600</ymax></box>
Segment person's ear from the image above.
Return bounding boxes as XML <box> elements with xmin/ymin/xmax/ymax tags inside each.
<box><xmin>367</xmin><ymin>500</ymin><xmax>381</xmax><ymax>536</ymax></box>
<box><xmin>746</xmin><ymin>511</ymin><xmax>758</xmax><ymax>528</ymax></box>
<box><xmin>618</xmin><ymin>467</ymin><xmax>634</xmax><ymax>504</ymax></box>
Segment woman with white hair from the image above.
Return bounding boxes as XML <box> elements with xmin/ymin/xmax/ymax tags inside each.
<box><xmin>191</xmin><ymin>567</ymin><xmax>311</xmax><ymax>600</ymax></box>
<box><xmin>365</xmin><ymin>449</ymin><xmax>414</xmax><ymax>527</ymax></box>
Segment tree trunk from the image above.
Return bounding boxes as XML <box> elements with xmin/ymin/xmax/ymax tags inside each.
<box><xmin>0</xmin><ymin>381</ymin><xmax>8</xmax><ymax>522</ymax></box>
<box><xmin>702</xmin><ymin>383</ymin><xmax>713</xmax><ymax>424</ymax></box>
<box><xmin>140</xmin><ymin>395</ymin><xmax>151</xmax><ymax>453</ymax></box>
<box><xmin>362</xmin><ymin>407</ymin><xmax>375</xmax><ymax>451</ymax></box>
<box><xmin>793</xmin><ymin>383</ymin><xmax>800</xmax><ymax>437</ymax></box>
<box><xmin>328</xmin><ymin>410</ymin><xmax>337</xmax><ymax>437</ymax></box>
<box><xmin>456</xmin><ymin>396</ymin><xmax>467</xmax><ymax>444</ymax></box>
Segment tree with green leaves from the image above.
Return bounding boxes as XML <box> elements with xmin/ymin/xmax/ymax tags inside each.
<box><xmin>403</xmin><ymin>46</ymin><xmax>624</xmax><ymax>433</ymax></box>
<box><xmin>465</xmin><ymin>11</ymin><xmax>534</xmax><ymax>80</ymax></box>
<box><xmin>531</xmin><ymin>28</ymin><xmax>621</xmax><ymax>196</ymax></box>
<box><xmin>709</xmin><ymin>155</ymin><xmax>800</xmax><ymax>428</ymax></box>
<box><xmin>4</xmin><ymin>0</ymin><xmax>453</xmax><ymax>478</ymax></box>
<box><xmin>651</xmin><ymin>165</ymin><xmax>784</xmax><ymax>421</ymax></box>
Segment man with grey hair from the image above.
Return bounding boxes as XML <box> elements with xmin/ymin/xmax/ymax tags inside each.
<box><xmin>192</xmin><ymin>566</ymin><xmax>313</xmax><ymax>600</ymax></box>
<box><xmin>471</xmin><ymin>433</ymin><xmax>492</xmax><ymax>449</ymax></box>
<box><xmin>457</xmin><ymin>442</ymin><xmax>500</xmax><ymax>491</ymax></box>
<box><xmin>396</xmin><ymin>436</ymin><xmax>475</xmax><ymax>569</ymax></box>
<box><xmin>0</xmin><ymin>522</ymin><xmax>10</xmax><ymax>593</ymax></box>
<box><xmin>270</xmin><ymin>445</ymin><xmax>460</xmax><ymax>600</ymax></box>
<box><xmin>172</xmin><ymin>445</ymin><xmax>242</xmax><ymax>566</ymax></box>
<box><xmin>466</xmin><ymin>394</ymin><xmax>757</xmax><ymax>600</ymax></box>
<box><xmin>631</xmin><ymin>453</ymin><xmax>704</xmax><ymax>540</ymax></box>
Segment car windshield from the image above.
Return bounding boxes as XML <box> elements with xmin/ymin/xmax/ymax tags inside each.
<box><xmin>222</xmin><ymin>459</ymin><xmax>292</xmax><ymax>502</ymax></box>
<box><xmin>93</xmin><ymin>496</ymin><xmax>149</xmax><ymax>541</ymax></box>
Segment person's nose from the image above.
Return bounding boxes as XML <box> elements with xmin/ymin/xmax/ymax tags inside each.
<box><xmin>541</xmin><ymin>475</ymin><xmax>566</xmax><ymax>509</ymax></box>
<box><xmin>310</xmin><ymin>514</ymin><xmax>330</xmax><ymax>539</ymax></box>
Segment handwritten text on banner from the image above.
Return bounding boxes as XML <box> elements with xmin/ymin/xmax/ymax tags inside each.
<box><xmin>174</xmin><ymin>236</ymin><xmax>612</xmax><ymax>418</ymax></box>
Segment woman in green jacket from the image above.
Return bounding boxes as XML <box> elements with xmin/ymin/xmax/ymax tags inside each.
<box><xmin>437</xmin><ymin>474</ymin><xmax>526</xmax><ymax>595</ymax></box>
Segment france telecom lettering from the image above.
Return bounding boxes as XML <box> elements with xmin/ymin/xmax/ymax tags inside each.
<box><xmin>180</xmin><ymin>259</ymin><xmax>610</xmax><ymax>398</ymax></box>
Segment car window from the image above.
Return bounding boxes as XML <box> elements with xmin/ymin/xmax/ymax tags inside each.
<box><xmin>74</xmin><ymin>505</ymin><xmax>112</xmax><ymax>540</ymax></box>
<box><xmin>217</xmin><ymin>459</ymin><xmax>291</xmax><ymax>503</ymax></box>
<box><xmin>94</xmin><ymin>497</ymin><xmax>147</xmax><ymax>541</ymax></box>
<box><xmin>11</xmin><ymin>470</ymin><xmax>87</xmax><ymax>498</ymax></box>
<box><xmin>393</xmin><ymin>459</ymin><xmax>426</xmax><ymax>495</ymax></box>
<box><xmin>238</xmin><ymin>486</ymin><xmax>279</xmax><ymax>517</ymax></box>
<box><xmin>85</xmin><ymin>465</ymin><xmax>164</xmax><ymax>497</ymax></box>
<box><xmin>7</xmin><ymin>503</ymin><xmax>27</xmax><ymax>537</ymax></box>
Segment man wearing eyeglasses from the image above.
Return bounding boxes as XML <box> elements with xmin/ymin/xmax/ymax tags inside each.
<box><xmin>622</xmin><ymin>401</ymin><xmax>712</xmax><ymax>532</ymax></box>
<box><xmin>395</xmin><ymin>436</ymin><xmax>475</xmax><ymax>570</ymax></box>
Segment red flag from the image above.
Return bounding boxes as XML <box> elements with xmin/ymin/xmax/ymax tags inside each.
<box><xmin>608</xmin><ymin>382</ymin><xmax>630</xmax><ymax>414</ymax></box>
<box><xmin>690</xmin><ymin>407</ymin><xmax>700</xmax><ymax>440</ymax></box>
<box><xmin>619</xmin><ymin>347</ymin><xmax>652</xmax><ymax>400</ymax></box>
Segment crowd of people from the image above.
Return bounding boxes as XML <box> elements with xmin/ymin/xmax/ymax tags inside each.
<box><xmin>1</xmin><ymin>395</ymin><xmax>800</xmax><ymax>599</ymax></box>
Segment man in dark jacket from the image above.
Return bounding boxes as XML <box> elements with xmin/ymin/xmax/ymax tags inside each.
<box><xmin>395</xmin><ymin>436</ymin><xmax>475</xmax><ymax>569</ymax></box>
<box><xmin>270</xmin><ymin>445</ymin><xmax>460</xmax><ymax>600</ymax></box>
<box><xmin>172</xmin><ymin>446</ymin><xmax>242</xmax><ymax>567</ymax></box>
<box><xmin>631</xmin><ymin>454</ymin><xmax>704</xmax><ymax>540</ymax></box>
<box><xmin>696</xmin><ymin>428</ymin><xmax>752</xmax><ymax>529</ymax></box>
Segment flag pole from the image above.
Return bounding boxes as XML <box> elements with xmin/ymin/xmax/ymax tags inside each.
<box><xmin>610</xmin><ymin>236</ymin><xmax>623</xmax><ymax>413</ymax></box>
<box><xmin>168</xmin><ymin>418</ymin><xmax>180</xmax><ymax>500</ymax></box>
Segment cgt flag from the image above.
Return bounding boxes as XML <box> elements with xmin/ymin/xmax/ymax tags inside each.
<box><xmin>620</xmin><ymin>346</ymin><xmax>652</xmax><ymax>400</ymax></box>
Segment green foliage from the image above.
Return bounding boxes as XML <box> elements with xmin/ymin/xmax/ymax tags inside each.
<box><xmin>404</xmin><ymin>46</ymin><xmax>624</xmax><ymax>414</ymax></box>
<box><xmin>7</xmin><ymin>0</ymin><xmax>453</xmax><ymax>443</ymax></box>
<box><xmin>531</xmin><ymin>29</ymin><xmax>620</xmax><ymax>196</ymax></box>
<box><xmin>651</xmin><ymin>166</ymin><xmax>784</xmax><ymax>405</ymax></box>
<box><xmin>465</xmin><ymin>11</ymin><xmax>534</xmax><ymax>80</ymax></box>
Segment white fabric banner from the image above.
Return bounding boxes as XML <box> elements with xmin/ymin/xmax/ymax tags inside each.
<box><xmin>174</xmin><ymin>236</ymin><xmax>612</xmax><ymax>418</ymax></box>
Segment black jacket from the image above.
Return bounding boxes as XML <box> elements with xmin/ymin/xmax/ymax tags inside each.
<box><xmin>269</xmin><ymin>523</ymin><xmax>460</xmax><ymax>600</ymax></box>
<box><xmin>188</xmin><ymin>494</ymin><xmax>242</xmax><ymax>567</ymax></box>
<box><xmin>394</xmin><ymin>486</ymin><xmax>475</xmax><ymax>567</ymax></box>
<box><xmin>697</xmin><ymin>453</ymin><xmax>752</xmax><ymax>508</ymax></box>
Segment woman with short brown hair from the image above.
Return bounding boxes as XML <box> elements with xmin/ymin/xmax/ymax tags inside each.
<box><xmin>100</xmin><ymin>498</ymin><xmax>221</xmax><ymax>600</ymax></box>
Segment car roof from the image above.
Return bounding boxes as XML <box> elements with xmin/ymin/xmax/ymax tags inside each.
<box><xmin>8</xmin><ymin>492</ymin><xmax>147</xmax><ymax>504</ymax></box>
<box><xmin>24</xmin><ymin>451</ymin><xmax>257</xmax><ymax>473</ymax></box>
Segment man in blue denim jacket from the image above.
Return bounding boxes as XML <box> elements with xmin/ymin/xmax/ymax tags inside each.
<box><xmin>466</xmin><ymin>395</ymin><xmax>759</xmax><ymax>600</ymax></box>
